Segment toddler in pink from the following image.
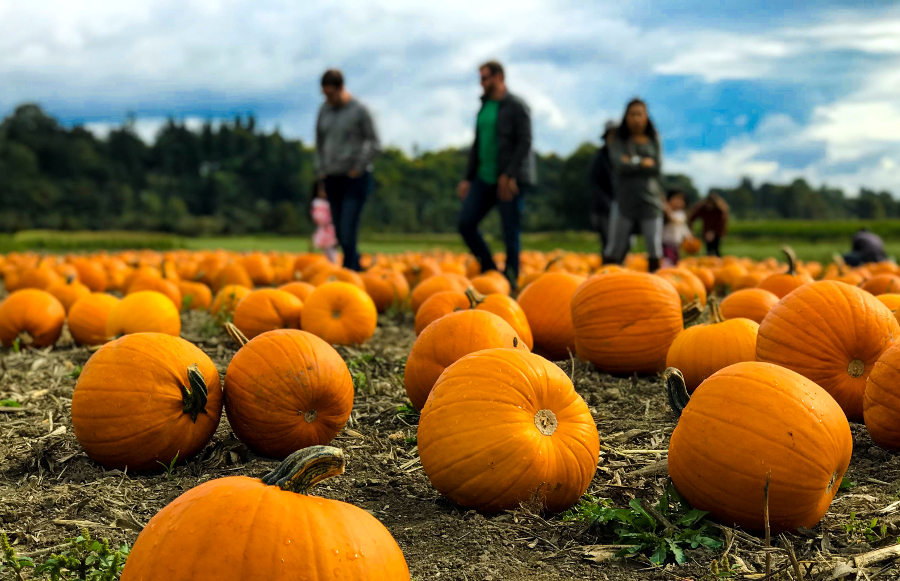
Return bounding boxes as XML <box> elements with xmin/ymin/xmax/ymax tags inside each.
<box><xmin>311</xmin><ymin>197</ymin><xmax>338</xmax><ymax>263</ymax></box>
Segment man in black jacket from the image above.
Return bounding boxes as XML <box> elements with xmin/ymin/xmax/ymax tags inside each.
<box><xmin>587</xmin><ymin>120</ymin><xmax>617</xmax><ymax>255</ymax></box>
<box><xmin>457</xmin><ymin>60</ymin><xmax>536</xmax><ymax>288</ymax></box>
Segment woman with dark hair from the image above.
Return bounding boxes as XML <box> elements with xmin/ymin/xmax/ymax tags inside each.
<box><xmin>602</xmin><ymin>98</ymin><xmax>665</xmax><ymax>271</ymax></box>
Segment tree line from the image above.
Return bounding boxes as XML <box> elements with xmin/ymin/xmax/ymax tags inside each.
<box><xmin>0</xmin><ymin>104</ymin><xmax>895</xmax><ymax>236</ymax></box>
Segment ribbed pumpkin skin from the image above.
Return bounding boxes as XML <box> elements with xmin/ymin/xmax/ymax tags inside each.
<box><xmin>418</xmin><ymin>348</ymin><xmax>599</xmax><ymax>513</ymax></box>
<box><xmin>665</xmin><ymin>317</ymin><xmax>759</xmax><ymax>392</ymax></box>
<box><xmin>106</xmin><ymin>290</ymin><xmax>181</xmax><ymax>337</ymax></box>
<box><xmin>474</xmin><ymin>294</ymin><xmax>534</xmax><ymax>350</ymax></box>
<box><xmin>301</xmin><ymin>282</ymin><xmax>377</xmax><ymax>346</ymax></box>
<box><xmin>224</xmin><ymin>330</ymin><xmax>353</xmax><ymax>459</ymax></box>
<box><xmin>668</xmin><ymin>362</ymin><xmax>852</xmax><ymax>532</ymax></box>
<box><xmin>0</xmin><ymin>289</ymin><xmax>66</xmax><ymax>347</ymax></box>
<box><xmin>71</xmin><ymin>333</ymin><xmax>222</xmax><ymax>471</ymax></box>
<box><xmin>571</xmin><ymin>271</ymin><xmax>682</xmax><ymax>374</ymax></box>
<box><xmin>404</xmin><ymin>310</ymin><xmax>527</xmax><ymax>410</ymax></box>
<box><xmin>409</xmin><ymin>273</ymin><xmax>470</xmax><ymax>312</ymax></box>
<box><xmin>656</xmin><ymin>268</ymin><xmax>708</xmax><ymax>307</ymax></box>
<box><xmin>414</xmin><ymin>291</ymin><xmax>470</xmax><ymax>335</ymax></box>
<box><xmin>68</xmin><ymin>293</ymin><xmax>120</xmax><ymax>345</ymax></box>
<box><xmin>864</xmin><ymin>343</ymin><xmax>900</xmax><ymax>450</ymax></box>
<box><xmin>120</xmin><ymin>475</ymin><xmax>410</xmax><ymax>581</ymax></box>
<box><xmin>517</xmin><ymin>272</ymin><xmax>585</xmax><ymax>361</ymax></box>
<box><xmin>233</xmin><ymin>288</ymin><xmax>304</xmax><ymax>339</ymax></box>
<box><xmin>757</xmin><ymin>281</ymin><xmax>899</xmax><ymax>420</ymax></box>
<box><xmin>719</xmin><ymin>288</ymin><xmax>779</xmax><ymax>324</ymax></box>
<box><xmin>210</xmin><ymin>284</ymin><xmax>251</xmax><ymax>316</ymax></box>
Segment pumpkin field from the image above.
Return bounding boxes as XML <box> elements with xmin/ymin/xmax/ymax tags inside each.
<box><xmin>3</xmin><ymin>247</ymin><xmax>900</xmax><ymax>580</ymax></box>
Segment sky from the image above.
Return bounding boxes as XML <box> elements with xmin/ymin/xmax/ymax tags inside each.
<box><xmin>1</xmin><ymin>0</ymin><xmax>899</xmax><ymax>194</ymax></box>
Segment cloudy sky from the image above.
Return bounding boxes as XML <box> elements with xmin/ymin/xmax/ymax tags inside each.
<box><xmin>1</xmin><ymin>0</ymin><xmax>899</xmax><ymax>193</ymax></box>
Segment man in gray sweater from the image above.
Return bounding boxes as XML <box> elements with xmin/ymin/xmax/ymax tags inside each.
<box><xmin>315</xmin><ymin>69</ymin><xmax>380</xmax><ymax>271</ymax></box>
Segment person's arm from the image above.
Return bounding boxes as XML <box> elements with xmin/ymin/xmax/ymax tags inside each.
<box><xmin>502</xmin><ymin>98</ymin><xmax>532</xmax><ymax>181</ymax></box>
<box><xmin>352</xmin><ymin>104</ymin><xmax>381</xmax><ymax>174</ymax></box>
<box><xmin>314</xmin><ymin>106</ymin><xmax>325</xmax><ymax>178</ymax></box>
<box><xmin>611</xmin><ymin>138</ymin><xmax>661</xmax><ymax>177</ymax></box>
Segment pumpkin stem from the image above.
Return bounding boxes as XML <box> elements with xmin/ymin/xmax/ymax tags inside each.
<box><xmin>224</xmin><ymin>322</ymin><xmax>249</xmax><ymax>347</ymax></box>
<box><xmin>663</xmin><ymin>367</ymin><xmax>690</xmax><ymax>418</ymax></box>
<box><xmin>180</xmin><ymin>363</ymin><xmax>209</xmax><ymax>422</ymax></box>
<box><xmin>781</xmin><ymin>246</ymin><xmax>798</xmax><ymax>276</ymax></box>
<box><xmin>543</xmin><ymin>256</ymin><xmax>563</xmax><ymax>272</ymax></box>
<box><xmin>261</xmin><ymin>445</ymin><xmax>345</xmax><ymax>493</ymax></box>
<box><xmin>533</xmin><ymin>409</ymin><xmax>558</xmax><ymax>436</ymax></box>
<box><xmin>848</xmin><ymin>359</ymin><xmax>865</xmax><ymax>378</ymax></box>
<box><xmin>708</xmin><ymin>297</ymin><xmax>724</xmax><ymax>324</ymax></box>
<box><xmin>682</xmin><ymin>299</ymin><xmax>703</xmax><ymax>326</ymax></box>
<box><xmin>464</xmin><ymin>287</ymin><xmax>486</xmax><ymax>308</ymax></box>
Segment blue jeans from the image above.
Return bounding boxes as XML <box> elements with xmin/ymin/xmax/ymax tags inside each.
<box><xmin>324</xmin><ymin>172</ymin><xmax>372</xmax><ymax>271</ymax></box>
<box><xmin>457</xmin><ymin>178</ymin><xmax>527</xmax><ymax>286</ymax></box>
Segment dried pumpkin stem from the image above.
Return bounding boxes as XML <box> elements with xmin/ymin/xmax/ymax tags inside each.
<box><xmin>180</xmin><ymin>363</ymin><xmax>209</xmax><ymax>422</ymax></box>
<box><xmin>681</xmin><ymin>300</ymin><xmax>703</xmax><ymax>326</ymax></box>
<box><xmin>708</xmin><ymin>297</ymin><xmax>724</xmax><ymax>324</ymax></box>
<box><xmin>847</xmin><ymin>359</ymin><xmax>865</xmax><ymax>378</ymax></box>
<box><xmin>534</xmin><ymin>409</ymin><xmax>558</xmax><ymax>436</ymax></box>
<box><xmin>464</xmin><ymin>287</ymin><xmax>486</xmax><ymax>308</ymax></box>
<box><xmin>262</xmin><ymin>445</ymin><xmax>346</xmax><ymax>493</ymax></box>
<box><xmin>224</xmin><ymin>322</ymin><xmax>249</xmax><ymax>347</ymax></box>
<box><xmin>781</xmin><ymin>246</ymin><xmax>798</xmax><ymax>276</ymax></box>
<box><xmin>664</xmin><ymin>367</ymin><xmax>690</xmax><ymax>418</ymax></box>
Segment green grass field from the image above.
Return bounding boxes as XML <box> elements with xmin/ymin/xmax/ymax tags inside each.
<box><xmin>1</xmin><ymin>225</ymin><xmax>897</xmax><ymax>264</ymax></box>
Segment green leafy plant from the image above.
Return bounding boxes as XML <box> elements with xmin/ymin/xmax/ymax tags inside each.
<box><xmin>395</xmin><ymin>404</ymin><xmax>419</xmax><ymax>423</ymax></box>
<box><xmin>2</xmin><ymin>532</ymin><xmax>35</xmax><ymax>581</ymax></box>
<box><xmin>2</xmin><ymin>529</ymin><xmax>129</xmax><ymax>581</ymax></box>
<box><xmin>844</xmin><ymin>512</ymin><xmax>888</xmax><ymax>543</ymax></box>
<box><xmin>12</xmin><ymin>337</ymin><xmax>21</xmax><ymax>353</ymax></box>
<box><xmin>564</xmin><ymin>482</ymin><xmax>722</xmax><ymax>565</ymax></box>
<box><xmin>0</xmin><ymin>399</ymin><xmax>22</xmax><ymax>408</ymax></box>
<box><xmin>158</xmin><ymin>451</ymin><xmax>180</xmax><ymax>480</ymax></box>
<box><xmin>68</xmin><ymin>366</ymin><xmax>83</xmax><ymax>380</ymax></box>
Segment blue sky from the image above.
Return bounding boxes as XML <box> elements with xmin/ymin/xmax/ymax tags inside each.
<box><xmin>1</xmin><ymin>0</ymin><xmax>898</xmax><ymax>194</ymax></box>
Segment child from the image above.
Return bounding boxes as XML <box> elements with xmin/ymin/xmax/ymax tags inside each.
<box><xmin>662</xmin><ymin>190</ymin><xmax>694</xmax><ymax>266</ymax></box>
<box><xmin>311</xmin><ymin>182</ymin><xmax>338</xmax><ymax>264</ymax></box>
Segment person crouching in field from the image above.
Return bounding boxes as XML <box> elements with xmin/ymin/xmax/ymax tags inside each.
<box><xmin>844</xmin><ymin>228</ymin><xmax>888</xmax><ymax>266</ymax></box>
<box><xmin>662</xmin><ymin>189</ymin><xmax>694</xmax><ymax>266</ymax></box>
<box><xmin>603</xmin><ymin>98</ymin><xmax>665</xmax><ymax>272</ymax></box>
<box><xmin>688</xmin><ymin>193</ymin><xmax>729</xmax><ymax>257</ymax></box>
<box><xmin>311</xmin><ymin>182</ymin><xmax>339</xmax><ymax>264</ymax></box>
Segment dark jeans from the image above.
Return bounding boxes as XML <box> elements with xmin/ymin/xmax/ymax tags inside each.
<box><xmin>591</xmin><ymin>210</ymin><xmax>610</xmax><ymax>256</ymax></box>
<box><xmin>458</xmin><ymin>178</ymin><xmax>527</xmax><ymax>286</ymax></box>
<box><xmin>705</xmin><ymin>235</ymin><xmax>721</xmax><ymax>257</ymax></box>
<box><xmin>323</xmin><ymin>172</ymin><xmax>372</xmax><ymax>271</ymax></box>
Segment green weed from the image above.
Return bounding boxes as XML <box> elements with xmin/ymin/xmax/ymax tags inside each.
<box><xmin>1</xmin><ymin>529</ymin><xmax>129</xmax><ymax>581</ymax></box>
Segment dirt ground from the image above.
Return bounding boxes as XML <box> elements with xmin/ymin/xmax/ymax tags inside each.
<box><xmin>2</xmin><ymin>308</ymin><xmax>900</xmax><ymax>580</ymax></box>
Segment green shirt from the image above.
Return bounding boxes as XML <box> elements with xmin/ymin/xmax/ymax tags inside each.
<box><xmin>476</xmin><ymin>100</ymin><xmax>500</xmax><ymax>184</ymax></box>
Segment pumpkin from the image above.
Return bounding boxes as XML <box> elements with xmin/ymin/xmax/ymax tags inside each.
<box><xmin>469</xmin><ymin>271</ymin><xmax>511</xmax><ymax>296</ymax></box>
<box><xmin>310</xmin><ymin>267</ymin><xmax>366</xmax><ymax>290</ymax></box>
<box><xmin>418</xmin><ymin>348</ymin><xmax>599</xmax><ymax>513</ymax></box>
<box><xmin>861</xmin><ymin>274</ymin><xmax>900</xmax><ymax>296</ymax></box>
<box><xmin>68</xmin><ymin>293</ymin><xmax>120</xmax><ymax>346</ymax></box>
<box><xmin>414</xmin><ymin>290</ymin><xmax>470</xmax><ymax>335</ymax></box>
<box><xmin>279</xmin><ymin>281</ymin><xmax>316</xmax><ymax>303</ymax></box>
<box><xmin>757</xmin><ymin>247</ymin><xmax>814</xmax><ymax>298</ymax></box>
<box><xmin>517</xmin><ymin>272</ymin><xmax>585</xmax><ymax>360</ymax></box>
<box><xmin>404</xmin><ymin>310</ymin><xmax>527</xmax><ymax>410</ymax></box>
<box><xmin>71</xmin><ymin>258</ymin><xmax>108</xmax><ymax>292</ymax></box>
<box><xmin>213</xmin><ymin>262</ymin><xmax>254</xmax><ymax>291</ymax></box>
<box><xmin>18</xmin><ymin>266</ymin><xmax>62</xmax><ymax>290</ymax></box>
<box><xmin>680</xmin><ymin>237</ymin><xmax>702</xmax><ymax>255</ymax></box>
<box><xmin>863</xmin><ymin>343</ymin><xmax>900</xmax><ymax>450</ymax></box>
<box><xmin>46</xmin><ymin>278</ymin><xmax>91</xmax><ymax>312</ymax></box>
<box><xmin>757</xmin><ymin>280</ymin><xmax>899</xmax><ymax>420</ymax></box>
<box><xmin>71</xmin><ymin>333</ymin><xmax>223</xmax><ymax>471</ymax></box>
<box><xmin>119</xmin><ymin>446</ymin><xmax>410</xmax><ymax>580</ymax></box>
<box><xmin>128</xmin><ymin>276</ymin><xmax>182</xmax><ymax>310</ymax></box>
<box><xmin>666</xmin><ymin>363</ymin><xmax>852</xmax><ymax>532</ymax></box>
<box><xmin>106</xmin><ymin>290</ymin><xmax>182</xmax><ymax>337</ymax></box>
<box><xmin>665</xmin><ymin>299</ymin><xmax>758</xmax><ymax>392</ymax></box>
<box><xmin>210</xmin><ymin>284</ymin><xmax>252</xmax><ymax>317</ymax></box>
<box><xmin>0</xmin><ymin>289</ymin><xmax>66</xmax><ymax>348</ymax></box>
<box><xmin>224</xmin><ymin>328</ymin><xmax>353</xmax><ymax>459</ymax></box>
<box><xmin>361</xmin><ymin>268</ymin><xmax>410</xmax><ymax>313</ymax></box>
<box><xmin>301</xmin><ymin>282</ymin><xmax>377</xmax><ymax>346</ymax></box>
<box><xmin>178</xmin><ymin>281</ymin><xmax>212</xmax><ymax>311</ymax></box>
<box><xmin>718</xmin><ymin>288</ymin><xmax>780</xmax><ymax>324</ymax></box>
<box><xmin>232</xmin><ymin>289</ymin><xmax>304</xmax><ymax>340</ymax></box>
<box><xmin>571</xmin><ymin>271</ymin><xmax>683</xmax><ymax>375</ymax></box>
<box><xmin>240</xmin><ymin>253</ymin><xmax>275</xmax><ymax>286</ymax></box>
<box><xmin>655</xmin><ymin>267</ymin><xmax>707</xmax><ymax>308</ymax></box>
<box><xmin>466</xmin><ymin>288</ymin><xmax>534</xmax><ymax>350</ymax></box>
<box><xmin>875</xmin><ymin>293</ymin><xmax>900</xmax><ymax>311</ymax></box>
<box><xmin>409</xmin><ymin>273</ymin><xmax>470</xmax><ymax>312</ymax></box>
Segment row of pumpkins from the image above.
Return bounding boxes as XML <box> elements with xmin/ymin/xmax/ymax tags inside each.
<box><xmin>3</xmin><ymin>247</ymin><xmax>900</xmax><ymax>579</ymax></box>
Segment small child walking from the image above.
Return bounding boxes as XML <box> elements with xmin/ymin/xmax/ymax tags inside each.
<box><xmin>311</xmin><ymin>183</ymin><xmax>338</xmax><ymax>264</ymax></box>
<box><xmin>662</xmin><ymin>190</ymin><xmax>694</xmax><ymax>266</ymax></box>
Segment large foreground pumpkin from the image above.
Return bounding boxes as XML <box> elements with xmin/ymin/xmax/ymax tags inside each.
<box><xmin>225</xmin><ymin>329</ymin><xmax>354</xmax><ymax>459</ymax></box>
<box><xmin>571</xmin><ymin>271</ymin><xmax>682</xmax><ymax>374</ymax></box>
<box><xmin>667</xmin><ymin>362</ymin><xmax>852</xmax><ymax>532</ymax></box>
<box><xmin>418</xmin><ymin>348</ymin><xmax>599</xmax><ymax>513</ymax></box>
<box><xmin>72</xmin><ymin>333</ymin><xmax>222</xmax><ymax>471</ymax></box>
<box><xmin>120</xmin><ymin>446</ymin><xmax>410</xmax><ymax>580</ymax></box>
<box><xmin>757</xmin><ymin>280</ymin><xmax>899</xmax><ymax>420</ymax></box>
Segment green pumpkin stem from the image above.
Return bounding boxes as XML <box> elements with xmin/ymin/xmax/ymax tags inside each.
<box><xmin>781</xmin><ymin>246</ymin><xmax>798</xmax><ymax>276</ymax></box>
<box><xmin>464</xmin><ymin>287</ymin><xmax>486</xmax><ymax>309</ymax></box>
<box><xmin>708</xmin><ymin>297</ymin><xmax>724</xmax><ymax>324</ymax></box>
<box><xmin>261</xmin><ymin>445</ymin><xmax>346</xmax><ymax>494</ymax></box>
<box><xmin>664</xmin><ymin>367</ymin><xmax>690</xmax><ymax>419</ymax></box>
<box><xmin>224</xmin><ymin>322</ymin><xmax>249</xmax><ymax>347</ymax></box>
<box><xmin>180</xmin><ymin>363</ymin><xmax>209</xmax><ymax>422</ymax></box>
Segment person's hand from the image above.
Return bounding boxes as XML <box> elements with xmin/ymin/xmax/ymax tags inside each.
<box><xmin>705</xmin><ymin>230</ymin><xmax>715</xmax><ymax>242</ymax></box>
<box><xmin>498</xmin><ymin>174</ymin><xmax>512</xmax><ymax>202</ymax></box>
<box><xmin>621</xmin><ymin>154</ymin><xmax>631</xmax><ymax>163</ymax></box>
<box><xmin>457</xmin><ymin>180</ymin><xmax>471</xmax><ymax>200</ymax></box>
<box><xmin>316</xmin><ymin>182</ymin><xmax>327</xmax><ymax>199</ymax></box>
<box><xmin>347</xmin><ymin>169</ymin><xmax>361</xmax><ymax>178</ymax></box>
<box><xmin>640</xmin><ymin>157</ymin><xmax>655</xmax><ymax>168</ymax></box>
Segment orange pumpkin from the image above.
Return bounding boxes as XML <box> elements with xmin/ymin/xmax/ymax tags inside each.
<box><xmin>72</xmin><ymin>333</ymin><xmax>223</xmax><ymax>471</ymax></box>
<box><xmin>310</xmin><ymin>267</ymin><xmax>366</xmax><ymax>290</ymax></box>
<box><xmin>177</xmin><ymin>281</ymin><xmax>212</xmax><ymax>311</ymax></box>
<box><xmin>46</xmin><ymin>278</ymin><xmax>91</xmax><ymax>312</ymax></box>
<box><xmin>213</xmin><ymin>262</ymin><xmax>254</xmax><ymax>292</ymax></box>
<box><xmin>128</xmin><ymin>276</ymin><xmax>182</xmax><ymax>310</ymax></box>
<box><xmin>517</xmin><ymin>272</ymin><xmax>585</xmax><ymax>361</ymax></box>
<box><xmin>418</xmin><ymin>348</ymin><xmax>599</xmax><ymax>512</ymax></box>
<box><xmin>655</xmin><ymin>267</ymin><xmax>707</xmax><ymax>307</ymax></box>
<box><xmin>361</xmin><ymin>268</ymin><xmax>410</xmax><ymax>313</ymax></box>
<box><xmin>861</xmin><ymin>274</ymin><xmax>900</xmax><ymax>296</ymax></box>
<box><xmin>232</xmin><ymin>289</ymin><xmax>304</xmax><ymax>340</ymax></box>
<box><xmin>119</xmin><ymin>446</ymin><xmax>410</xmax><ymax>580</ymax></box>
<box><xmin>757</xmin><ymin>248</ymin><xmax>813</xmax><ymax>298</ymax></box>
<box><xmin>106</xmin><ymin>290</ymin><xmax>182</xmax><ymax>337</ymax></box>
<box><xmin>469</xmin><ymin>271</ymin><xmax>511</xmax><ymax>296</ymax></box>
<box><xmin>757</xmin><ymin>281</ymin><xmax>899</xmax><ymax>420</ymax></box>
<box><xmin>404</xmin><ymin>310</ymin><xmax>527</xmax><ymax>410</ymax></box>
<box><xmin>719</xmin><ymin>288</ymin><xmax>780</xmax><ymax>324</ymax></box>
<box><xmin>210</xmin><ymin>284</ymin><xmax>251</xmax><ymax>317</ymax></box>
<box><xmin>279</xmin><ymin>281</ymin><xmax>316</xmax><ymax>303</ymax></box>
<box><xmin>0</xmin><ymin>289</ymin><xmax>66</xmax><ymax>348</ymax></box>
<box><xmin>225</xmin><ymin>330</ymin><xmax>353</xmax><ymax>459</ymax></box>
<box><xmin>68</xmin><ymin>293</ymin><xmax>120</xmax><ymax>346</ymax></box>
<box><xmin>667</xmin><ymin>362</ymin><xmax>852</xmax><ymax>532</ymax></box>
<box><xmin>409</xmin><ymin>273</ymin><xmax>470</xmax><ymax>312</ymax></box>
<box><xmin>414</xmin><ymin>290</ymin><xmax>470</xmax><ymax>335</ymax></box>
<box><xmin>571</xmin><ymin>271</ymin><xmax>683</xmax><ymax>374</ymax></box>
<box><xmin>301</xmin><ymin>282</ymin><xmax>378</xmax><ymax>345</ymax></box>
<box><xmin>665</xmin><ymin>299</ymin><xmax>758</xmax><ymax>392</ymax></box>
<box><xmin>71</xmin><ymin>258</ymin><xmax>109</xmax><ymax>292</ymax></box>
<box><xmin>466</xmin><ymin>288</ymin><xmax>534</xmax><ymax>350</ymax></box>
<box><xmin>876</xmin><ymin>293</ymin><xmax>900</xmax><ymax>311</ymax></box>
